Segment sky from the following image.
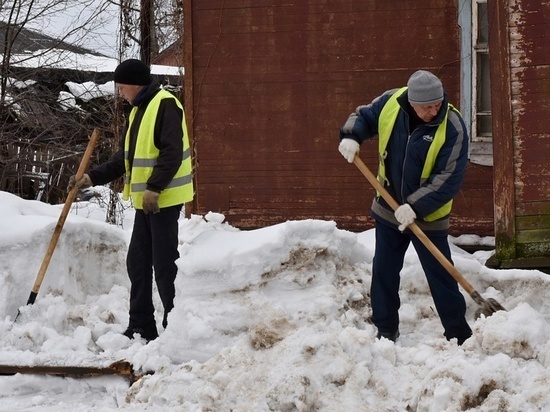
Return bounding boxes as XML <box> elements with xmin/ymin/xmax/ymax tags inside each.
<box><xmin>2</xmin><ymin>0</ymin><xmax>179</xmax><ymax>60</ymax></box>
<box><xmin>0</xmin><ymin>0</ymin><xmax>120</xmax><ymax>58</ymax></box>
<box><xmin>1</xmin><ymin>187</ymin><xmax>550</xmax><ymax>411</ymax></box>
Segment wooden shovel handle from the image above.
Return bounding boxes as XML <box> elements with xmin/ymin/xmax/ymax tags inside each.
<box><xmin>353</xmin><ymin>155</ymin><xmax>476</xmax><ymax>295</ymax></box>
<box><xmin>28</xmin><ymin>129</ymin><xmax>100</xmax><ymax>302</ymax></box>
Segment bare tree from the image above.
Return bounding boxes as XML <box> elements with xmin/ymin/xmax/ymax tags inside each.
<box><xmin>0</xmin><ymin>0</ymin><xmax>183</xmax><ymax>212</ymax></box>
<box><xmin>118</xmin><ymin>0</ymin><xmax>182</xmax><ymax>62</ymax></box>
<box><xmin>0</xmin><ymin>0</ymin><xmax>119</xmax><ymax>203</ymax></box>
<box><xmin>154</xmin><ymin>0</ymin><xmax>183</xmax><ymax>56</ymax></box>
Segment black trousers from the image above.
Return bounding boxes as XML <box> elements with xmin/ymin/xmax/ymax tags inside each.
<box><xmin>126</xmin><ymin>204</ymin><xmax>182</xmax><ymax>329</ymax></box>
<box><xmin>371</xmin><ymin>220</ymin><xmax>472</xmax><ymax>342</ymax></box>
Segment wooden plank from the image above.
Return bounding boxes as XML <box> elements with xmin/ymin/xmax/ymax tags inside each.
<box><xmin>0</xmin><ymin>360</ymin><xmax>137</xmax><ymax>382</ymax></box>
<box><xmin>192</xmin><ymin>0</ymin><xmax>451</xmax><ymax>14</ymax></box>
<box><xmin>516</xmin><ymin>228</ymin><xmax>550</xmax><ymax>244</ymax></box>
<box><xmin>488</xmin><ymin>0</ymin><xmax>516</xmax><ymax>259</ymax></box>
<box><xmin>516</xmin><ymin>215</ymin><xmax>550</xmax><ymax>231</ymax></box>
<box><xmin>516</xmin><ymin>200</ymin><xmax>550</xmax><ymax>215</ymax></box>
<box><xmin>508</xmin><ymin>1</ymin><xmax>550</xmax><ymax>257</ymax></box>
<box><xmin>498</xmin><ymin>256</ymin><xmax>550</xmax><ymax>270</ymax></box>
<box><xmin>184</xmin><ymin>0</ymin><xmax>197</xmax><ymax>217</ymax></box>
<box><xmin>509</xmin><ymin>0</ymin><xmax>550</xmax><ymax>27</ymax></box>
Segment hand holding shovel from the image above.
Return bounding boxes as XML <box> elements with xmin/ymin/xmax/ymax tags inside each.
<box><xmin>352</xmin><ymin>155</ymin><xmax>506</xmax><ymax>318</ymax></box>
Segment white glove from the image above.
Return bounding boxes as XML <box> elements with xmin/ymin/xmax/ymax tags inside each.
<box><xmin>338</xmin><ymin>138</ymin><xmax>360</xmax><ymax>163</ymax></box>
<box><xmin>67</xmin><ymin>173</ymin><xmax>92</xmax><ymax>192</ymax></box>
<box><xmin>394</xmin><ymin>203</ymin><xmax>416</xmax><ymax>231</ymax></box>
<box><xmin>142</xmin><ymin>189</ymin><xmax>160</xmax><ymax>214</ymax></box>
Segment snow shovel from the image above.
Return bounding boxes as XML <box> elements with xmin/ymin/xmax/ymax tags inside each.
<box><xmin>14</xmin><ymin>129</ymin><xmax>100</xmax><ymax>322</ymax></box>
<box><xmin>352</xmin><ymin>155</ymin><xmax>506</xmax><ymax>318</ymax></box>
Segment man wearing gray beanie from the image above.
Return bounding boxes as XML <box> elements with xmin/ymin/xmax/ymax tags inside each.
<box><xmin>338</xmin><ymin>70</ymin><xmax>471</xmax><ymax>345</ymax></box>
<box><xmin>68</xmin><ymin>59</ymin><xmax>194</xmax><ymax>342</ymax></box>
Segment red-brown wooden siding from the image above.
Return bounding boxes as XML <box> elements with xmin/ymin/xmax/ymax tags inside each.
<box><xmin>185</xmin><ymin>0</ymin><xmax>495</xmax><ymax>236</ymax></box>
<box><xmin>508</xmin><ymin>0</ymin><xmax>550</xmax><ymax>256</ymax></box>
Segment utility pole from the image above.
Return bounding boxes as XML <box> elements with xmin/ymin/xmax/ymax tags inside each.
<box><xmin>140</xmin><ymin>0</ymin><xmax>152</xmax><ymax>65</ymax></box>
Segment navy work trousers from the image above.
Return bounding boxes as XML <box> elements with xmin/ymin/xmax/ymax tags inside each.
<box><xmin>371</xmin><ymin>220</ymin><xmax>472</xmax><ymax>342</ymax></box>
<box><xmin>126</xmin><ymin>204</ymin><xmax>182</xmax><ymax>329</ymax></box>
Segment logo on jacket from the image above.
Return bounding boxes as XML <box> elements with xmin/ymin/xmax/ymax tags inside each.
<box><xmin>422</xmin><ymin>134</ymin><xmax>434</xmax><ymax>142</ymax></box>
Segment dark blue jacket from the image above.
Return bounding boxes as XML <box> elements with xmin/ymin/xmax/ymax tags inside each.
<box><xmin>340</xmin><ymin>88</ymin><xmax>469</xmax><ymax>231</ymax></box>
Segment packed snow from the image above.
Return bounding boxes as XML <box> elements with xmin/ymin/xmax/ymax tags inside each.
<box><xmin>1</xmin><ymin>188</ymin><xmax>550</xmax><ymax>411</ymax></box>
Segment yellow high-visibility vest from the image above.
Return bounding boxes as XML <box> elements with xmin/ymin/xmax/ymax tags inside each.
<box><xmin>377</xmin><ymin>87</ymin><xmax>454</xmax><ymax>222</ymax></box>
<box><xmin>122</xmin><ymin>89</ymin><xmax>193</xmax><ymax>209</ymax></box>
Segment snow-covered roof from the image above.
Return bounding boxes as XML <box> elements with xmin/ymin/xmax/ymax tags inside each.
<box><xmin>7</xmin><ymin>49</ymin><xmax>183</xmax><ymax>76</ymax></box>
<box><xmin>0</xmin><ymin>21</ymin><xmax>182</xmax><ymax>76</ymax></box>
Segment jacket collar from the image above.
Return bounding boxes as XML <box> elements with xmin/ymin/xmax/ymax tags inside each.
<box><xmin>133</xmin><ymin>82</ymin><xmax>161</xmax><ymax>107</ymax></box>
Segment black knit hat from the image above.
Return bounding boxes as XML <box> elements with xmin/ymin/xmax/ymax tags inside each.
<box><xmin>113</xmin><ymin>59</ymin><xmax>152</xmax><ymax>85</ymax></box>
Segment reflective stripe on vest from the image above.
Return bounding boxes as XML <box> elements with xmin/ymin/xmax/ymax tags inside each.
<box><xmin>123</xmin><ymin>89</ymin><xmax>194</xmax><ymax>208</ymax></box>
<box><xmin>377</xmin><ymin>87</ymin><xmax>454</xmax><ymax>222</ymax></box>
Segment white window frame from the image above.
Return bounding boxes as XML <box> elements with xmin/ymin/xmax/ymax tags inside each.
<box><xmin>460</xmin><ymin>0</ymin><xmax>493</xmax><ymax>166</ymax></box>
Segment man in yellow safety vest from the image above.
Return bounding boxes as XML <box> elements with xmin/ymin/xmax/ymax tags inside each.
<box><xmin>69</xmin><ymin>59</ymin><xmax>193</xmax><ymax>342</ymax></box>
<box><xmin>338</xmin><ymin>70</ymin><xmax>472</xmax><ymax>345</ymax></box>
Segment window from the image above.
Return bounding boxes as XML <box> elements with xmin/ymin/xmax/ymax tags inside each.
<box><xmin>459</xmin><ymin>0</ymin><xmax>493</xmax><ymax>166</ymax></box>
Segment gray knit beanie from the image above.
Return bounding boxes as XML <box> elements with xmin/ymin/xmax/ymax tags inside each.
<box><xmin>407</xmin><ymin>70</ymin><xmax>444</xmax><ymax>105</ymax></box>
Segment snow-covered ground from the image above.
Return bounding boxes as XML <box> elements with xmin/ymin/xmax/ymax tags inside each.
<box><xmin>1</xmin><ymin>189</ymin><xmax>550</xmax><ymax>411</ymax></box>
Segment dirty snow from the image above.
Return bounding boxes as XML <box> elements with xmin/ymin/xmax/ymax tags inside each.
<box><xmin>1</xmin><ymin>189</ymin><xmax>550</xmax><ymax>411</ymax></box>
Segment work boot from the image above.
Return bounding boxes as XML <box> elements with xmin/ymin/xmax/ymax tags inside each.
<box><xmin>376</xmin><ymin>329</ymin><xmax>400</xmax><ymax>342</ymax></box>
<box><xmin>454</xmin><ymin>335</ymin><xmax>472</xmax><ymax>346</ymax></box>
<box><xmin>123</xmin><ymin>323</ymin><xmax>159</xmax><ymax>342</ymax></box>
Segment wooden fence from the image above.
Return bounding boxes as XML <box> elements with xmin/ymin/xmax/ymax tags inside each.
<box><xmin>0</xmin><ymin>141</ymin><xmax>80</xmax><ymax>203</ymax></box>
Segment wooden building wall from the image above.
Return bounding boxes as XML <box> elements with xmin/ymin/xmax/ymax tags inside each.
<box><xmin>490</xmin><ymin>0</ymin><xmax>550</xmax><ymax>266</ymax></box>
<box><xmin>184</xmin><ymin>0</ymin><xmax>495</xmax><ymax>236</ymax></box>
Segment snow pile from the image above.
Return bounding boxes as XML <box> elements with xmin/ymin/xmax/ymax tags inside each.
<box><xmin>1</xmin><ymin>190</ymin><xmax>550</xmax><ymax>411</ymax></box>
